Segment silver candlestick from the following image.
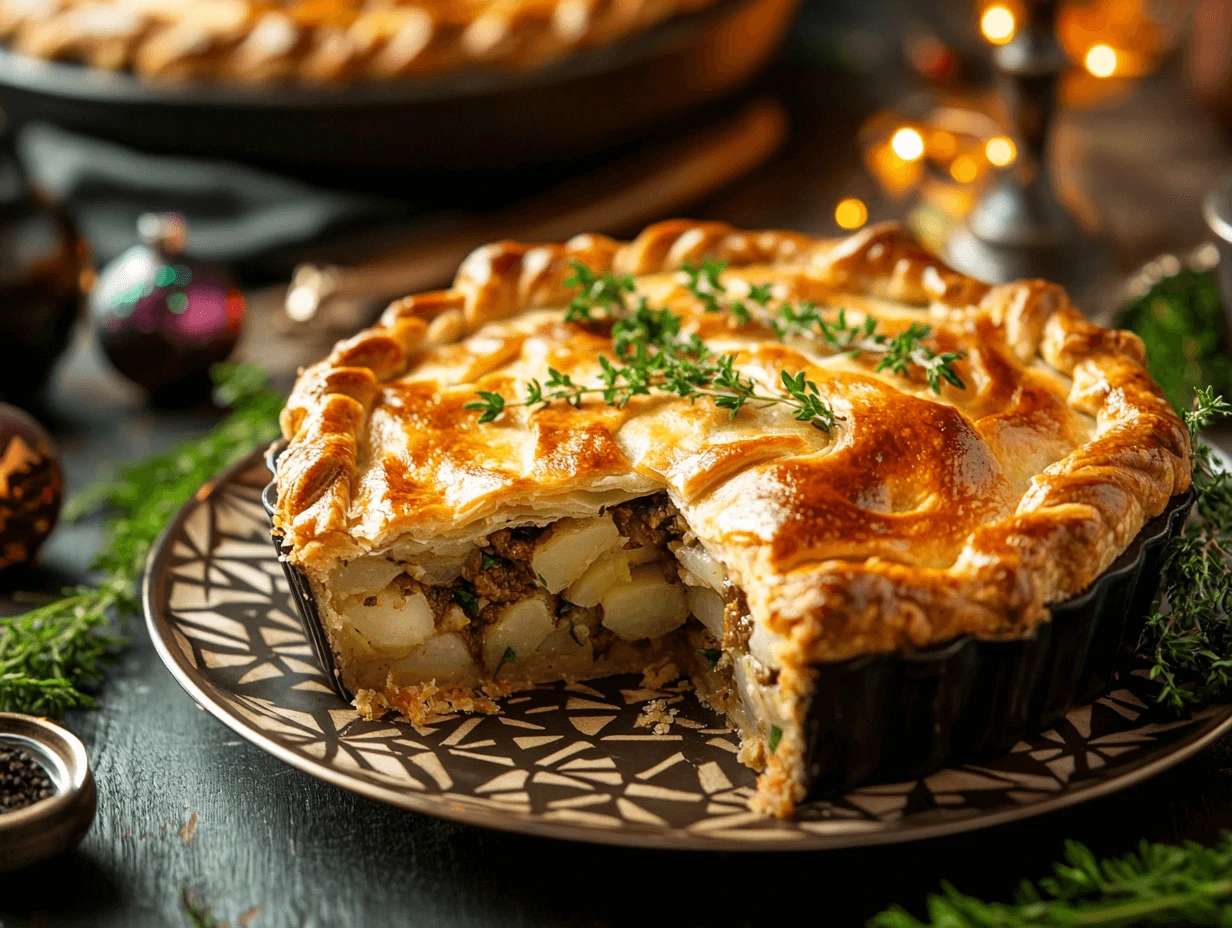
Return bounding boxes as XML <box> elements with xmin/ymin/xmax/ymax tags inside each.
<box><xmin>947</xmin><ymin>0</ymin><xmax>1104</xmax><ymax>291</ymax></box>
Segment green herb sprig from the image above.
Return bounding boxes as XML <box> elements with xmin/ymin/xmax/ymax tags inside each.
<box><xmin>1141</xmin><ymin>387</ymin><xmax>1232</xmax><ymax>709</ymax></box>
<box><xmin>465</xmin><ymin>342</ymin><xmax>836</xmax><ymax>432</ymax></box>
<box><xmin>469</xmin><ymin>264</ymin><xmax>840</xmax><ymax>429</ymax></box>
<box><xmin>181</xmin><ymin>887</ymin><xmax>223</xmax><ymax>928</ymax></box>
<box><xmin>774</xmin><ymin>304</ymin><xmax>965</xmax><ymax>394</ymax></box>
<box><xmin>873</xmin><ymin>833</ymin><xmax>1232</xmax><ymax>927</ymax></box>
<box><xmin>681</xmin><ymin>258</ymin><xmax>965</xmax><ymax>393</ymax></box>
<box><xmin>0</xmin><ymin>364</ymin><xmax>283</xmax><ymax>715</ymax></box>
<box><xmin>1117</xmin><ymin>267</ymin><xmax>1232</xmax><ymax>415</ymax></box>
<box><xmin>562</xmin><ymin>260</ymin><xmax>635</xmax><ymax>323</ymax></box>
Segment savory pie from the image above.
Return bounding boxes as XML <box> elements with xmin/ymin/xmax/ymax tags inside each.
<box><xmin>0</xmin><ymin>0</ymin><xmax>718</xmax><ymax>82</ymax></box>
<box><xmin>274</xmin><ymin>220</ymin><xmax>1190</xmax><ymax>816</ymax></box>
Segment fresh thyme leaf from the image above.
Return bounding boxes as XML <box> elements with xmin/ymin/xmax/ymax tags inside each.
<box><xmin>1</xmin><ymin>363</ymin><xmax>283</xmax><ymax>716</ymax></box>
<box><xmin>873</xmin><ymin>833</ymin><xmax>1232</xmax><ymax>927</ymax></box>
<box><xmin>773</xmin><ymin>305</ymin><xmax>964</xmax><ymax>394</ymax></box>
<box><xmin>495</xmin><ymin>646</ymin><xmax>516</xmax><ymax>673</ymax></box>
<box><xmin>695</xmin><ymin>648</ymin><xmax>721</xmax><ymax>669</ymax></box>
<box><xmin>873</xmin><ymin>322</ymin><xmax>967</xmax><ymax>394</ymax></box>
<box><xmin>537</xmin><ymin>573</ymin><xmax>548</xmax><ymax>588</ymax></box>
<box><xmin>768</xmin><ymin>724</ymin><xmax>782</xmax><ymax>754</ymax></box>
<box><xmin>612</xmin><ymin>299</ymin><xmax>690</xmax><ymax>357</ymax></box>
<box><xmin>1139</xmin><ymin>387</ymin><xmax>1232</xmax><ymax>709</ymax></box>
<box><xmin>481</xmin><ymin>552</ymin><xmax>501</xmax><ymax>570</ymax></box>
<box><xmin>567</xmin><ymin>619</ymin><xmax>582</xmax><ymax>646</ymax></box>
<box><xmin>780</xmin><ymin>369</ymin><xmax>836</xmax><ymax>431</ymax></box>
<box><xmin>563</xmin><ymin>261</ymin><xmax>635</xmax><ymax>323</ymax></box>
<box><xmin>463</xmin><ymin>391</ymin><xmax>505</xmax><ymax>424</ymax></box>
<box><xmin>181</xmin><ymin>887</ymin><xmax>221</xmax><ymax>928</ymax></box>
<box><xmin>681</xmin><ymin>258</ymin><xmax>727</xmax><ymax>315</ymax></box>
<box><xmin>453</xmin><ymin>586</ymin><xmax>480</xmax><ymax>617</ymax></box>
<box><xmin>748</xmin><ymin>283</ymin><xmax>774</xmax><ymax>306</ymax></box>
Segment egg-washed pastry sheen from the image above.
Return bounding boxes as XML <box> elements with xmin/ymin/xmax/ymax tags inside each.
<box><xmin>0</xmin><ymin>0</ymin><xmax>719</xmax><ymax>82</ymax></box>
<box><xmin>274</xmin><ymin>220</ymin><xmax>1190</xmax><ymax>817</ymax></box>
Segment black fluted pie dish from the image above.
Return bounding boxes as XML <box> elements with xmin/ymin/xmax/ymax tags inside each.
<box><xmin>263</xmin><ymin>440</ymin><xmax>1194</xmax><ymax>799</ymax></box>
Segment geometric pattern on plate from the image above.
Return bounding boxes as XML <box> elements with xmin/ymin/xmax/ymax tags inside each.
<box><xmin>145</xmin><ymin>455</ymin><xmax>1232</xmax><ymax>850</ymax></box>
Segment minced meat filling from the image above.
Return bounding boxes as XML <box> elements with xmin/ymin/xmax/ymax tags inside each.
<box><xmin>607</xmin><ymin>494</ymin><xmax>688</xmax><ymax>551</ymax></box>
<box><xmin>486</xmin><ymin>526</ymin><xmax>544</xmax><ymax>563</ymax></box>
<box><xmin>462</xmin><ymin>548</ymin><xmax>538</xmax><ymax>603</ymax></box>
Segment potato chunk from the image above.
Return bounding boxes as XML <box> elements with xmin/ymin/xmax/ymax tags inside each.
<box><xmin>564</xmin><ymin>549</ymin><xmax>631</xmax><ymax>607</ymax></box>
<box><xmin>687</xmin><ymin>586</ymin><xmax>726</xmax><ymax>639</ymax></box>
<box><xmin>483</xmin><ymin>595</ymin><xmax>555</xmax><ymax>671</ymax></box>
<box><xmin>600</xmin><ymin>566</ymin><xmax>688</xmax><ymax>641</ymax></box>
<box><xmin>396</xmin><ymin>632</ymin><xmax>478</xmax><ymax>682</ymax></box>
<box><xmin>344</xmin><ymin>588</ymin><xmax>434</xmax><ymax>655</ymax></box>
<box><xmin>674</xmin><ymin>544</ymin><xmax>726</xmax><ymax>593</ymax></box>
<box><xmin>532</xmin><ymin>515</ymin><xmax>622</xmax><ymax>593</ymax></box>
<box><xmin>333</xmin><ymin>557</ymin><xmax>405</xmax><ymax>596</ymax></box>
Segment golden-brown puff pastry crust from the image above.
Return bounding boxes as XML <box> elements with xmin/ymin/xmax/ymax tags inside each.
<box><xmin>0</xmin><ymin>0</ymin><xmax>720</xmax><ymax>82</ymax></box>
<box><xmin>275</xmin><ymin>220</ymin><xmax>1191</xmax><ymax>664</ymax></box>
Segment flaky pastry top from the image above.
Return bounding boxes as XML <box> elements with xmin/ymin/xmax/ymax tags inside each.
<box><xmin>0</xmin><ymin>0</ymin><xmax>718</xmax><ymax>82</ymax></box>
<box><xmin>275</xmin><ymin>220</ymin><xmax>1191</xmax><ymax>663</ymax></box>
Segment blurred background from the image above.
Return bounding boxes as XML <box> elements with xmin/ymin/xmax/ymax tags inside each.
<box><xmin>2</xmin><ymin>0</ymin><xmax>1232</xmax><ymax>442</ymax></box>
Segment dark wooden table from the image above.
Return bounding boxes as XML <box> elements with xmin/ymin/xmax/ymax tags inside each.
<box><xmin>5</xmin><ymin>48</ymin><xmax>1232</xmax><ymax>928</ymax></box>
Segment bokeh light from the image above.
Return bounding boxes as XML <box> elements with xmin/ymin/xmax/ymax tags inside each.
<box><xmin>950</xmin><ymin>156</ymin><xmax>979</xmax><ymax>184</ymax></box>
<box><xmin>890</xmin><ymin>127</ymin><xmax>925</xmax><ymax>162</ymax></box>
<box><xmin>980</xmin><ymin>5</ymin><xmax>1016</xmax><ymax>44</ymax></box>
<box><xmin>1085</xmin><ymin>43</ymin><xmax>1118</xmax><ymax>77</ymax></box>
<box><xmin>834</xmin><ymin>198</ymin><xmax>868</xmax><ymax>230</ymax></box>
<box><xmin>984</xmin><ymin>136</ymin><xmax>1017</xmax><ymax>167</ymax></box>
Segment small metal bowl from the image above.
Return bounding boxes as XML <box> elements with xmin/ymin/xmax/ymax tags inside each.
<box><xmin>0</xmin><ymin>713</ymin><xmax>96</xmax><ymax>872</ymax></box>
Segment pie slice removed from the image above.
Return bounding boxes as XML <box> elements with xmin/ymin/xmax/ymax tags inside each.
<box><xmin>274</xmin><ymin>220</ymin><xmax>1191</xmax><ymax>816</ymax></box>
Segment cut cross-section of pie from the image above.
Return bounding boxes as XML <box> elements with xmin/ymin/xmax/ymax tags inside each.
<box><xmin>273</xmin><ymin>220</ymin><xmax>1191</xmax><ymax>817</ymax></box>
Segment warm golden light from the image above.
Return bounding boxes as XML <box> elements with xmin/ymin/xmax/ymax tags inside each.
<box><xmin>928</xmin><ymin>129</ymin><xmax>957</xmax><ymax>161</ymax></box>
<box><xmin>980</xmin><ymin>5</ymin><xmax>1016</xmax><ymax>44</ymax></box>
<box><xmin>984</xmin><ymin>136</ymin><xmax>1017</xmax><ymax>167</ymax></box>
<box><xmin>1085</xmin><ymin>43</ymin><xmax>1118</xmax><ymax>77</ymax></box>
<box><xmin>890</xmin><ymin>127</ymin><xmax>925</xmax><ymax>162</ymax></box>
<box><xmin>834</xmin><ymin>198</ymin><xmax>868</xmax><ymax>230</ymax></box>
<box><xmin>950</xmin><ymin>156</ymin><xmax>979</xmax><ymax>184</ymax></box>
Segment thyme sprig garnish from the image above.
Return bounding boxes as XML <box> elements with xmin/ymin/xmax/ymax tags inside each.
<box><xmin>684</xmin><ymin>259</ymin><xmax>964</xmax><ymax>394</ymax></box>
<box><xmin>0</xmin><ymin>364</ymin><xmax>283</xmax><ymax>715</ymax></box>
<box><xmin>773</xmin><ymin>304</ymin><xmax>965</xmax><ymax>394</ymax></box>
<box><xmin>560</xmin><ymin>259</ymin><xmax>966</xmax><ymax>396</ymax></box>
<box><xmin>1140</xmin><ymin>387</ymin><xmax>1232</xmax><ymax>709</ymax></box>
<box><xmin>465</xmin><ymin>327</ymin><xmax>836</xmax><ymax>431</ymax></box>
<box><xmin>563</xmin><ymin>260</ymin><xmax>635</xmax><ymax>323</ymax></box>
<box><xmin>681</xmin><ymin>259</ymin><xmax>772</xmax><ymax>328</ymax></box>
<box><xmin>874</xmin><ymin>833</ymin><xmax>1232</xmax><ymax>927</ymax></box>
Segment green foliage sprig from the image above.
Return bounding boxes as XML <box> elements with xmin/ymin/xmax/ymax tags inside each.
<box><xmin>680</xmin><ymin>258</ymin><xmax>965</xmax><ymax>393</ymax></box>
<box><xmin>465</xmin><ymin>295</ymin><xmax>838</xmax><ymax>431</ymax></box>
<box><xmin>1117</xmin><ymin>267</ymin><xmax>1232</xmax><ymax>415</ymax></box>
<box><xmin>773</xmin><ymin>303</ymin><xmax>965</xmax><ymax>394</ymax></box>
<box><xmin>872</xmin><ymin>834</ymin><xmax>1232</xmax><ymax>927</ymax></box>
<box><xmin>0</xmin><ymin>364</ymin><xmax>283</xmax><ymax>716</ymax></box>
<box><xmin>469</xmin><ymin>259</ymin><xmax>971</xmax><ymax>429</ymax></box>
<box><xmin>1141</xmin><ymin>387</ymin><xmax>1232</xmax><ymax>709</ymax></box>
<box><xmin>181</xmin><ymin>888</ymin><xmax>222</xmax><ymax>928</ymax></box>
<box><xmin>562</xmin><ymin>261</ymin><xmax>635</xmax><ymax>323</ymax></box>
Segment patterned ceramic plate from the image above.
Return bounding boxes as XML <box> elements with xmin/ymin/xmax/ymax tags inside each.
<box><xmin>144</xmin><ymin>452</ymin><xmax>1232</xmax><ymax>850</ymax></box>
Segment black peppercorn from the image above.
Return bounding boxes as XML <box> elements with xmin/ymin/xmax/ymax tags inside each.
<box><xmin>0</xmin><ymin>744</ymin><xmax>55</xmax><ymax>814</ymax></box>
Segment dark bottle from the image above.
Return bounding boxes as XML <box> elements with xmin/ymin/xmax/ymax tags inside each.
<box><xmin>0</xmin><ymin>125</ymin><xmax>86</xmax><ymax>409</ymax></box>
